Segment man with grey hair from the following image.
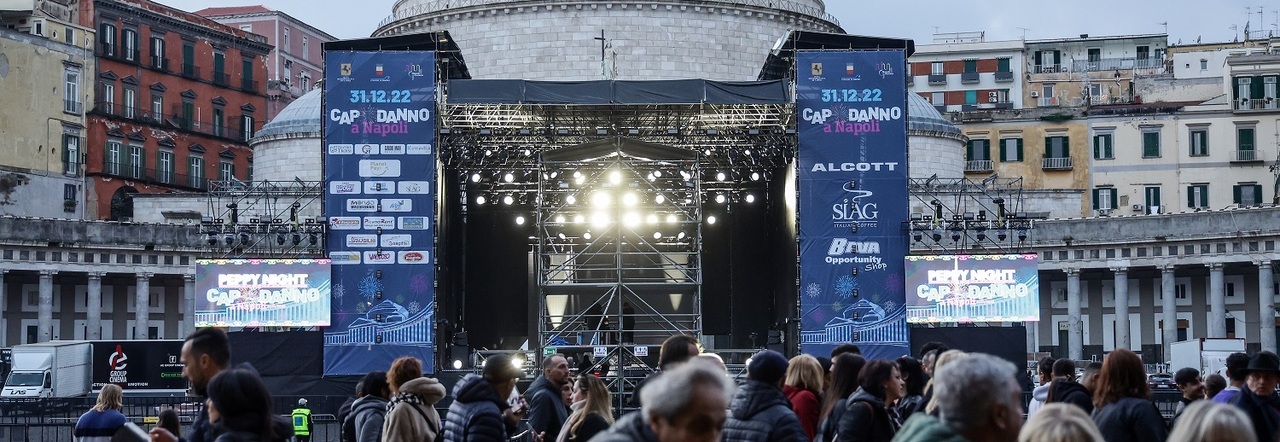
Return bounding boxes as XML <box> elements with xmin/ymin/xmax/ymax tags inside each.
<box><xmin>894</xmin><ymin>353</ymin><xmax>1023</xmax><ymax>442</ymax></box>
<box><xmin>591</xmin><ymin>359</ymin><xmax>733</xmax><ymax>442</ymax></box>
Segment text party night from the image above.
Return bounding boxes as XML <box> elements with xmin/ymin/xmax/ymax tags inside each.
<box><xmin>801</xmin><ymin>105</ymin><xmax>903</xmax><ymax>135</ymax></box>
<box><xmin>330</xmin><ymin>107</ymin><xmax>432</xmax><ymax>136</ymax></box>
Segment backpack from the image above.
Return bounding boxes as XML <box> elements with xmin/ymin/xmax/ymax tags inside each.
<box><xmin>406</xmin><ymin>402</ymin><xmax>442</xmax><ymax>442</ymax></box>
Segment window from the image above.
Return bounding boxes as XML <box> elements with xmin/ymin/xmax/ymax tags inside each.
<box><xmin>1089</xmin><ymin>83</ymin><xmax>1101</xmax><ymax>99</ymax></box>
<box><xmin>219</xmin><ymin>160</ymin><xmax>234</xmax><ymax>182</ymax></box>
<box><xmin>1190</xmin><ymin>129</ymin><xmax>1209</xmax><ymax>156</ymax></box>
<box><xmin>931</xmin><ymin>92</ymin><xmax>945</xmax><ymax>105</ymax></box>
<box><xmin>1142</xmin><ymin>131</ymin><xmax>1161</xmax><ymax>158</ymax></box>
<box><xmin>150</xmin><ymin>91</ymin><xmax>163</xmax><ymax>123</ymax></box>
<box><xmin>187</xmin><ymin>155</ymin><xmax>205</xmax><ymax>188</ymax></box>
<box><xmin>300</xmin><ymin>73</ymin><xmax>311</xmax><ymax>92</ymax></box>
<box><xmin>62</xmin><ymin>133</ymin><xmax>80</xmax><ymax>175</ymax></box>
<box><xmin>150</xmin><ymin>36</ymin><xmax>165</xmax><ymax>69</ymax></box>
<box><xmin>1227</xmin><ymin>283</ymin><xmax>1235</xmax><ymax>297</ymax></box>
<box><xmin>302</xmin><ymin>36</ymin><xmax>308</xmax><ymax>56</ymax></box>
<box><xmin>123</xmin><ymin>88</ymin><xmax>136</xmax><ymax>119</ymax></box>
<box><xmin>1238</xmin><ymin>127</ymin><xmax>1255</xmax><ymax>151</ymax></box>
<box><xmin>965</xmin><ymin>90</ymin><xmax>977</xmax><ymax>104</ymax></box>
<box><xmin>283</xmin><ymin>27</ymin><xmax>290</xmax><ymax>48</ymax></box>
<box><xmin>64</xmin><ymin>184</ymin><xmax>76</xmax><ymax>204</ymax></box>
<box><xmin>966</xmin><ymin>139</ymin><xmax>990</xmax><ymax>161</ymax></box>
<box><xmin>101</xmin><ymin>82</ymin><xmax>115</xmax><ymax>114</ymax></box>
<box><xmin>1234</xmin><ymin>183</ymin><xmax>1264</xmax><ymax>206</ymax></box>
<box><xmin>997</xmin><ymin>58</ymin><xmax>1010</xmax><ymax>72</ymax></box>
<box><xmin>1238</xmin><ymin>77</ymin><xmax>1252</xmax><ymax>100</ymax></box>
<box><xmin>931</xmin><ymin>61</ymin><xmax>944</xmax><ymax>75</ymax></box>
<box><xmin>99</xmin><ymin>23</ymin><xmax>116</xmax><ymax>56</ymax></box>
<box><xmin>1145</xmin><ymin>186</ymin><xmax>1162</xmax><ymax>212</ymax></box>
<box><xmin>1044</xmin><ymin>135</ymin><xmax>1069</xmax><ymax>158</ymax></box>
<box><xmin>1000</xmin><ymin>138</ymin><xmax>1024</xmax><ymax>162</ymax></box>
<box><xmin>1087</xmin><ymin>48</ymin><xmax>1101</xmax><ymax>63</ymax></box>
<box><xmin>213</xmin><ymin>52</ymin><xmax>226</xmax><ymax>85</ymax></box>
<box><xmin>181</xmin><ymin>100</ymin><xmax>194</xmax><ymax>130</ymax></box>
<box><xmin>64</xmin><ymin>67</ymin><xmax>80</xmax><ymax>113</ymax></box>
<box><xmin>157</xmin><ymin>150</ymin><xmax>173</xmax><ymax>184</ymax></box>
<box><xmin>1200</xmin><ymin>59</ymin><xmax>1208</xmax><ymax>70</ymax></box>
<box><xmin>1093</xmin><ymin>133</ymin><xmax>1113</xmax><ymax>159</ymax></box>
<box><xmin>283</xmin><ymin>61</ymin><xmax>291</xmax><ymax>87</ymax></box>
<box><xmin>242</xmin><ymin>59</ymin><xmax>254</xmax><ymax>92</ymax></box>
<box><xmin>128</xmin><ymin>145</ymin><xmax>144</xmax><ymax>179</ymax></box>
<box><xmin>1188</xmin><ymin>184</ymin><xmax>1208</xmax><ymax>209</ymax></box>
<box><xmin>963</xmin><ymin>59</ymin><xmax>977</xmax><ymax>73</ymax></box>
<box><xmin>106</xmin><ymin>140</ymin><xmax>122</xmax><ymax>175</ymax></box>
<box><xmin>213</xmin><ymin>107</ymin><xmax>224</xmax><ymax>137</ymax></box>
<box><xmin>182</xmin><ymin>42</ymin><xmax>195</xmax><ymax>77</ymax></box>
<box><xmin>122</xmin><ymin>29</ymin><xmax>138</xmax><ymax>61</ymax></box>
<box><xmin>1093</xmin><ymin>187</ymin><xmax>1117</xmax><ymax>211</ymax></box>
<box><xmin>241</xmin><ymin>115</ymin><xmax>254</xmax><ymax>141</ymax></box>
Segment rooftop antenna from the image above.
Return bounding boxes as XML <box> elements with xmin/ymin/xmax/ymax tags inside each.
<box><xmin>1159</xmin><ymin>22</ymin><xmax>1168</xmax><ymax>35</ymax></box>
<box><xmin>1231</xmin><ymin>24</ymin><xmax>1239</xmax><ymax>42</ymax></box>
<box><xmin>1017</xmin><ymin>27</ymin><xmax>1030</xmax><ymax>40</ymax></box>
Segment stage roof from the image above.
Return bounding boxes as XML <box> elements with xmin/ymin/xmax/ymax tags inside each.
<box><xmin>323</xmin><ymin>31</ymin><xmax>471</xmax><ymax>80</ymax></box>
<box><xmin>542</xmin><ymin>137</ymin><xmax>699</xmax><ymax>163</ymax></box>
<box><xmin>445</xmin><ymin>79</ymin><xmax>789</xmax><ymax>105</ymax></box>
<box><xmin>759</xmin><ymin>30</ymin><xmax>916</xmax><ymax>81</ymax></box>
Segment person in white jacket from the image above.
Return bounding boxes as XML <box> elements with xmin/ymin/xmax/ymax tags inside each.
<box><xmin>1026</xmin><ymin>356</ymin><xmax>1055</xmax><ymax>418</ymax></box>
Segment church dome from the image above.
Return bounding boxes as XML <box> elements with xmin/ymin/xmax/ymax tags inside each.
<box><xmin>907</xmin><ymin>93</ymin><xmax>964</xmax><ymax>142</ymax></box>
<box><xmin>253</xmin><ymin>88</ymin><xmax>322</xmax><ymax>141</ymax></box>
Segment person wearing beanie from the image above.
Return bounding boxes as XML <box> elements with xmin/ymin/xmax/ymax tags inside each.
<box><xmin>722</xmin><ymin>350</ymin><xmax>808</xmax><ymax>442</ymax></box>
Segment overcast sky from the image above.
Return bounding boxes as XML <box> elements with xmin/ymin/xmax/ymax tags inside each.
<box><xmin>161</xmin><ymin>0</ymin><xmax>1277</xmax><ymax>45</ymax></box>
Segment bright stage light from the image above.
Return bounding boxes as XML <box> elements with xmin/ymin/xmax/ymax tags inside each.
<box><xmin>503</xmin><ymin>172</ymin><xmax>514</xmax><ymax>183</ymax></box>
<box><xmin>654</xmin><ymin>171</ymin><xmax>662</xmax><ymax>178</ymax></box>
<box><xmin>575</xmin><ymin>175</ymin><xmax>585</xmax><ymax>185</ymax></box>
<box><xmin>677</xmin><ymin>231</ymin><xmax>686</xmax><ymax>240</ymax></box>
<box><xmin>647</xmin><ymin>214</ymin><xmax>659</xmax><ymax>224</ymax></box>
<box><xmin>583</xmin><ymin>231</ymin><xmax>592</xmax><ymax>240</ymax></box>
<box><xmin>655</xmin><ymin>194</ymin><xmax>666</xmax><ymax>204</ymax></box>
<box><xmin>750</xmin><ymin>171</ymin><xmax>760</xmax><ymax>181</ymax></box>
<box><xmin>515</xmin><ymin>216</ymin><xmax>525</xmax><ymax>225</ymax></box>
<box><xmin>475</xmin><ymin>195</ymin><xmax>487</xmax><ymax>205</ymax></box>
<box><xmin>591</xmin><ymin>213</ymin><xmax>611</xmax><ymax>228</ymax></box>
<box><xmin>471</xmin><ymin>173</ymin><xmax>481</xmax><ymax>183</ymax></box>
<box><xmin>558</xmin><ymin>232</ymin><xmax>567</xmax><ymax>240</ymax></box>
<box><xmin>647</xmin><ymin>172</ymin><xmax>656</xmax><ymax>182</ymax></box>
<box><xmin>549</xmin><ymin>171</ymin><xmax>558</xmax><ymax>179</ymax></box>
<box><xmin>666</xmin><ymin>214</ymin><xmax>678</xmax><ymax>224</ymax></box>
<box><xmin>745</xmin><ymin>194</ymin><xmax>756</xmax><ymax>203</ymax></box>
<box><xmin>573</xmin><ymin>170</ymin><xmax>582</xmax><ymax>179</ymax></box>
<box><xmin>622</xmin><ymin>192</ymin><xmax>638</xmax><ymax>207</ymax></box>
<box><xmin>452</xmin><ymin>359</ymin><xmax>463</xmax><ymax>370</ymax></box>
<box><xmin>503</xmin><ymin>195</ymin><xmax>514</xmax><ymax>205</ymax></box>
<box><xmin>554</xmin><ymin>215</ymin><xmax>566</xmax><ymax>223</ymax></box>
<box><xmin>715</xmin><ymin>171</ymin><xmax>726</xmax><ymax>182</ymax></box>
<box><xmin>680</xmin><ymin>171</ymin><xmax>692</xmax><ymax>180</ymax></box>
<box><xmin>609</xmin><ymin>170</ymin><xmax>622</xmax><ymax>184</ymax></box>
<box><xmin>512</xmin><ymin>355</ymin><xmax>525</xmax><ymax>369</ymax></box>
<box><xmin>653</xmin><ymin>232</ymin><xmax>663</xmax><ymax>240</ymax></box>
<box><xmin>574</xmin><ymin>214</ymin><xmax>586</xmax><ymax>224</ymax></box>
<box><xmin>565</xmin><ymin>195</ymin><xmax>577</xmax><ymax>205</ymax></box>
<box><xmin>715</xmin><ymin>194</ymin><xmax>726</xmax><ymax>204</ymax></box>
<box><xmin>623</xmin><ymin>212</ymin><xmax>641</xmax><ymax>227</ymax></box>
<box><xmin>707</xmin><ymin>215</ymin><xmax>717</xmax><ymax>225</ymax></box>
<box><xmin>591</xmin><ymin>191</ymin><xmax>612</xmax><ymax>208</ymax></box>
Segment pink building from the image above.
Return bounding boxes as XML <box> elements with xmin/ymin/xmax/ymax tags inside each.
<box><xmin>195</xmin><ymin>5</ymin><xmax>335</xmax><ymax>121</ymax></box>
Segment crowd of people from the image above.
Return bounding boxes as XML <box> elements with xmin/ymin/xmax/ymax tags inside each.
<box><xmin>66</xmin><ymin>328</ymin><xmax>1280</xmax><ymax>442</ymax></box>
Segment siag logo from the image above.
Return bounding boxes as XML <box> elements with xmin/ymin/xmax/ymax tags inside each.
<box><xmin>398</xmin><ymin>181</ymin><xmax>430</xmax><ymax>195</ymax></box>
<box><xmin>381</xmin><ymin>234</ymin><xmax>412</xmax><ymax>248</ymax></box>
<box><xmin>329</xmin><ymin>251</ymin><xmax>362</xmax><ymax>265</ymax></box>
<box><xmin>364</xmin><ymin>251</ymin><xmax>394</xmax><ymax>264</ymax></box>
<box><xmin>832</xmin><ymin>182</ymin><xmax>878</xmax><ymax>225</ymax></box>
<box><xmin>399</xmin><ymin>250</ymin><xmax>430</xmax><ymax>264</ymax></box>
<box><xmin>328</xmin><ymin>144</ymin><xmax>355</xmax><ymax>155</ymax></box>
<box><xmin>329</xmin><ymin>217</ymin><xmax>362</xmax><ymax>230</ymax></box>
<box><xmin>330</xmin><ymin>181</ymin><xmax>361</xmax><ymax>194</ymax></box>
<box><xmin>398</xmin><ymin>217</ymin><xmax>429</xmax><ymax>230</ymax></box>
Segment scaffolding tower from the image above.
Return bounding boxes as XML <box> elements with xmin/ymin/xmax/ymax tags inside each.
<box><xmin>906</xmin><ymin>176</ymin><xmax>1036</xmax><ymax>254</ymax></box>
<box><xmin>200</xmin><ymin>180</ymin><xmax>326</xmax><ymax>258</ymax></box>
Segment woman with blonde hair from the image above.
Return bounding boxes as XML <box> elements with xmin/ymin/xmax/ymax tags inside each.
<box><xmin>556</xmin><ymin>374</ymin><xmax>614</xmax><ymax>442</ymax></box>
<box><xmin>784</xmin><ymin>354</ymin><xmax>825</xmax><ymax>440</ymax></box>
<box><xmin>1167</xmin><ymin>400</ymin><xmax>1257</xmax><ymax>442</ymax></box>
<box><xmin>1018</xmin><ymin>403</ymin><xmax>1104</xmax><ymax>442</ymax></box>
<box><xmin>74</xmin><ymin>384</ymin><xmax>126</xmax><ymax>442</ymax></box>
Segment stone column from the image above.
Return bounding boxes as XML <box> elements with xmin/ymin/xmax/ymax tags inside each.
<box><xmin>38</xmin><ymin>270</ymin><xmax>55</xmax><ymax>342</ymax></box>
<box><xmin>135</xmin><ymin>273</ymin><xmax>152</xmax><ymax>340</ymax></box>
<box><xmin>1162</xmin><ymin>266</ymin><xmax>1177</xmax><ymax>360</ymax></box>
<box><xmin>1067</xmin><ymin>268</ymin><xmax>1082</xmax><ymax>360</ymax></box>
<box><xmin>87</xmin><ymin>272</ymin><xmax>104</xmax><ymax>340</ymax></box>
<box><xmin>1209</xmin><ymin>263</ymin><xmax>1226</xmax><ymax>338</ymax></box>
<box><xmin>1261</xmin><ymin>261</ymin><xmax>1276</xmax><ymax>353</ymax></box>
<box><xmin>183</xmin><ymin>274</ymin><xmax>196</xmax><ymax>337</ymax></box>
<box><xmin>1114</xmin><ymin>267</ymin><xmax>1130</xmax><ymax>350</ymax></box>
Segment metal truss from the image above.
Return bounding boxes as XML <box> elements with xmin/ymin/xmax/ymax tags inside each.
<box><xmin>906</xmin><ymin>176</ymin><xmax>1036</xmax><ymax>254</ymax></box>
<box><xmin>199</xmin><ymin>180</ymin><xmax>327</xmax><ymax>258</ymax></box>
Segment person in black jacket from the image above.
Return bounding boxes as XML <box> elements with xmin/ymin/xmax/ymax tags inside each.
<box><xmin>149</xmin><ymin>328</ymin><xmax>234</xmax><ymax>442</ymax></box>
<box><xmin>1170</xmin><ymin>366</ymin><xmax>1205</xmax><ymax>424</ymax></box>
<box><xmin>630</xmin><ymin>335</ymin><xmax>700</xmax><ymax>406</ymax></box>
<box><xmin>818</xmin><ymin>353</ymin><xmax>866</xmax><ymax>442</ymax></box>
<box><xmin>349</xmin><ymin>371</ymin><xmax>390</xmax><ymax>442</ymax></box>
<box><xmin>444</xmin><ymin>353</ymin><xmax>526</xmax><ymax>442</ymax></box>
<box><xmin>528</xmin><ymin>353</ymin><xmax>571</xmax><ymax>441</ymax></box>
<box><xmin>1046</xmin><ymin>358</ymin><xmax>1093</xmax><ymax>415</ymax></box>
<box><xmin>337</xmin><ymin>381</ymin><xmax>363</xmax><ymax>442</ymax></box>
<box><xmin>1231</xmin><ymin>351</ymin><xmax>1280</xmax><ymax>442</ymax></box>
<box><xmin>895</xmin><ymin>356</ymin><xmax>926</xmax><ymax>422</ymax></box>
<box><xmin>1090</xmin><ymin>349</ymin><xmax>1167</xmax><ymax>442</ymax></box>
<box><xmin>557</xmin><ymin>374</ymin><xmax>612</xmax><ymax>442</ymax></box>
<box><xmin>837</xmin><ymin>359</ymin><xmax>904</xmax><ymax>442</ymax></box>
<box><xmin>722</xmin><ymin>350</ymin><xmax>808</xmax><ymax>442</ymax></box>
<box><xmin>592</xmin><ymin>358</ymin><xmax>732</xmax><ymax>442</ymax></box>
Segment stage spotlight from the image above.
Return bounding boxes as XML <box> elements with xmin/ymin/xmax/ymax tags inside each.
<box><xmin>745</xmin><ymin>194</ymin><xmax>756</xmax><ymax>203</ymax></box>
<box><xmin>976</xmin><ymin>232</ymin><xmax>986</xmax><ymax>241</ymax></box>
<box><xmin>554</xmin><ymin>215</ymin><xmax>566</xmax><ymax>224</ymax></box>
<box><xmin>655</xmin><ymin>194</ymin><xmax>666</xmax><ymax>204</ymax></box>
<box><xmin>206</xmin><ymin>233</ymin><xmax>218</xmax><ymax>246</ymax></box>
<box><xmin>558</xmin><ymin>232</ymin><xmax>566</xmax><ymax>240</ymax></box>
<box><xmin>715</xmin><ymin>171</ymin><xmax>726</xmax><ymax>182</ymax></box>
<box><xmin>591</xmin><ymin>191</ymin><xmax>611</xmax><ymax>208</ymax></box>
<box><xmin>912</xmin><ymin>231</ymin><xmax>923</xmax><ymax>242</ymax></box>
<box><xmin>622</xmin><ymin>192</ymin><xmax>638</xmax><ymax>207</ymax></box>
<box><xmin>471</xmin><ymin>173</ymin><xmax>481</xmax><ymax>183</ymax></box>
<box><xmin>484</xmin><ymin>149</ymin><xmax>492</xmax><ymax>157</ymax></box>
<box><xmin>292</xmin><ymin>233</ymin><xmax>302</xmax><ymax>245</ymax></box>
<box><xmin>475</xmin><ymin>195</ymin><xmax>487</xmax><ymax>205</ymax></box>
<box><xmin>653</xmin><ymin>232</ymin><xmax>663</xmax><ymax>240</ymax></box>
<box><xmin>707</xmin><ymin>215</ymin><xmax>717</xmax><ymax>225</ymax></box>
<box><xmin>1018</xmin><ymin>228</ymin><xmax>1028</xmax><ymax>241</ymax></box>
<box><xmin>591</xmin><ymin>213</ymin><xmax>611</xmax><ymax>228</ymax></box>
<box><xmin>951</xmin><ymin>231</ymin><xmax>961</xmax><ymax>242</ymax></box>
<box><xmin>573</xmin><ymin>214</ymin><xmax>585</xmax><ymax>224</ymax></box>
<box><xmin>647</xmin><ymin>214</ymin><xmax>659</xmax><ymax>224</ymax></box>
<box><xmin>680</xmin><ymin>171</ymin><xmax>692</xmax><ymax>181</ymax></box>
<box><xmin>565</xmin><ymin>195</ymin><xmax>577</xmax><ymax>205</ymax></box>
<box><xmin>750</xmin><ymin>171</ymin><xmax>760</xmax><ymax>181</ymax></box>
<box><xmin>549</xmin><ymin>171</ymin><xmax>558</xmax><ymax>179</ymax></box>
<box><xmin>623</xmin><ymin>212</ymin><xmax>642</xmax><ymax>227</ymax></box>
<box><xmin>573</xmin><ymin>170</ymin><xmax>582</xmax><ymax>179</ymax></box>
<box><xmin>715</xmin><ymin>194</ymin><xmax>726</xmax><ymax>204</ymax></box>
<box><xmin>677</xmin><ymin>231</ymin><xmax>686</xmax><ymax>240</ymax></box>
<box><xmin>503</xmin><ymin>195</ymin><xmax>514</xmax><ymax>205</ymax></box>
<box><xmin>503</xmin><ymin>172</ymin><xmax>514</xmax><ymax>183</ymax></box>
<box><xmin>575</xmin><ymin>175</ymin><xmax>585</xmax><ymax>185</ymax></box>
<box><xmin>309</xmin><ymin>233</ymin><xmax>319</xmax><ymax>245</ymax></box>
<box><xmin>583</xmin><ymin>231</ymin><xmax>592</xmax><ymax>240</ymax></box>
<box><xmin>647</xmin><ymin>172</ymin><xmax>656</xmax><ymax>182</ymax></box>
<box><xmin>452</xmin><ymin>359</ymin><xmax>463</xmax><ymax>370</ymax></box>
<box><xmin>515</xmin><ymin>216</ymin><xmax>525</xmax><ymax>225</ymax></box>
<box><xmin>239</xmin><ymin>232</ymin><xmax>251</xmax><ymax>245</ymax></box>
<box><xmin>997</xmin><ymin>230</ymin><xmax>1008</xmax><ymax>241</ymax></box>
<box><xmin>609</xmin><ymin>170</ymin><xmax>621</xmax><ymax>184</ymax></box>
<box><xmin>931</xmin><ymin>232</ymin><xmax>942</xmax><ymax>242</ymax></box>
<box><xmin>667</xmin><ymin>214</ymin><xmax>678</xmax><ymax>224</ymax></box>
<box><xmin>653</xmin><ymin>171</ymin><xmax>662</xmax><ymax>178</ymax></box>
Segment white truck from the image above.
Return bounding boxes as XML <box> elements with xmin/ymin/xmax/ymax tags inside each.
<box><xmin>1169</xmin><ymin>338</ymin><xmax>1246</xmax><ymax>377</ymax></box>
<box><xmin>0</xmin><ymin>341</ymin><xmax>92</xmax><ymax>415</ymax></box>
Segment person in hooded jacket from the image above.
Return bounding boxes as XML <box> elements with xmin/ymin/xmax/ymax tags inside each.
<box><xmin>349</xmin><ymin>371</ymin><xmax>390</xmax><ymax>442</ymax></box>
<box><xmin>444</xmin><ymin>353</ymin><xmax>526</xmax><ymax>441</ymax></box>
<box><xmin>382</xmin><ymin>357</ymin><xmax>447</xmax><ymax>441</ymax></box>
<box><xmin>721</xmin><ymin>350</ymin><xmax>808</xmax><ymax>442</ymax></box>
<box><xmin>1026</xmin><ymin>356</ymin><xmax>1055</xmax><ymax>418</ymax></box>
<box><xmin>837</xmin><ymin>360</ymin><xmax>905</xmax><ymax>442</ymax></box>
<box><xmin>1045</xmin><ymin>358</ymin><xmax>1093</xmax><ymax>415</ymax></box>
<box><xmin>1231</xmin><ymin>351</ymin><xmax>1280</xmax><ymax>442</ymax></box>
<box><xmin>817</xmin><ymin>353</ymin><xmax>866</xmax><ymax>442</ymax></box>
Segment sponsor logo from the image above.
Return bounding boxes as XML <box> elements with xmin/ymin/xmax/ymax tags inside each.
<box><xmin>877</xmin><ymin>61</ymin><xmax>895</xmax><ymax>78</ymax></box>
<box><xmin>107</xmin><ymin>345</ymin><xmax>129</xmax><ymax>383</ymax></box>
<box><xmin>329</xmin><ymin>217</ymin><xmax>362</xmax><ymax>230</ymax></box>
<box><xmin>832</xmin><ymin>184</ymin><xmax>879</xmax><ymax>227</ymax></box>
<box><xmin>359</xmin><ymin>159</ymin><xmax>401</xmax><ymax>177</ymax></box>
<box><xmin>329</xmin><ymin>251</ymin><xmax>362</xmax><ymax>264</ymax></box>
<box><xmin>381</xmin><ymin>234</ymin><xmax>412</xmax><ymax>248</ymax></box>
<box><xmin>379</xmin><ymin>144</ymin><xmax>405</xmax><ymax>155</ymax></box>
<box><xmin>375</xmin><ymin>64</ymin><xmax>384</xmax><ymax>76</ymax></box>
<box><xmin>346</xmin><ymin>234</ymin><xmax>378</xmax><ymax>247</ymax></box>
<box><xmin>825</xmin><ymin>238</ymin><xmax>887</xmax><ymax>268</ymax></box>
<box><xmin>346</xmin><ymin>199</ymin><xmax>378</xmax><ymax>212</ymax></box>
<box><xmin>811</xmin><ymin>62</ymin><xmax>822</xmax><ymax>76</ymax></box>
<box><xmin>359</xmin><ymin>144</ymin><xmax>379</xmax><ymax>155</ymax></box>
<box><xmin>329</xmin><ymin>181</ymin><xmax>361</xmax><ymax>194</ymax></box>
<box><xmin>363</xmin><ymin>216</ymin><xmax>395</xmax><ymax>229</ymax></box>
<box><xmin>381</xmin><ymin>199</ymin><xmax>412</xmax><ymax>212</ymax></box>
<box><xmin>340</xmin><ymin>63</ymin><xmax>352</xmax><ymax>76</ymax></box>
<box><xmin>399</xmin><ymin>250</ymin><xmax>430</xmax><ymax>264</ymax></box>
<box><xmin>406</xmin><ymin>64</ymin><xmax>425</xmax><ymax>79</ymax></box>
<box><xmin>364</xmin><ymin>181</ymin><xmax>396</xmax><ymax>194</ymax></box>
<box><xmin>810</xmin><ymin>162</ymin><xmax>900</xmax><ymax>173</ymax></box>
<box><xmin>398</xmin><ymin>181</ymin><xmax>430</xmax><ymax>195</ymax></box>
<box><xmin>846</xmin><ymin>63</ymin><xmax>855</xmax><ymax>76</ymax></box>
<box><xmin>406</xmin><ymin>144</ymin><xmax>432</xmax><ymax>155</ymax></box>
<box><xmin>328</xmin><ymin>144</ymin><xmax>355</xmax><ymax>155</ymax></box>
<box><xmin>363</xmin><ymin>251</ymin><xmax>394</xmax><ymax>264</ymax></box>
<box><xmin>398</xmin><ymin>217</ymin><xmax>430</xmax><ymax>230</ymax></box>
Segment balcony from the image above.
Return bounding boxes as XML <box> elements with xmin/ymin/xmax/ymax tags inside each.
<box><xmin>1041</xmin><ymin>157</ymin><xmax>1073</xmax><ymax>170</ymax></box>
<box><xmin>994</xmin><ymin>71</ymin><xmax>1014</xmax><ymax>82</ymax></box>
<box><xmin>1233</xmin><ymin>149</ymin><xmax>1264</xmax><ymax>162</ymax></box>
<box><xmin>100</xmin><ymin>160</ymin><xmax>208</xmax><ymax>190</ymax></box>
<box><xmin>1038</xmin><ymin>97</ymin><xmax>1060</xmax><ymax>107</ymax></box>
<box><xmin>933</xmin><ymin>104</ymin><xmax>947</xmax><ymax>114</ymax></box>
<box><xmin>928</xmin><ymin>74</ymin><xmax>947</xmax><ymax>85</ymax></box>
<box><xmin>149</xmin><ymin>57</ymin><xmax>170</xmax><ymax>72</ymax></box>
<box><xmin>241</xmin><ymin>79</ymin><xmax>259</xmax><ymax>94</ymax></box>
<box><xmin>63</xmin><ymin>100</ymin><xmax>82</xmax><ymax>114</ymax></box>
<box><xmin>991</xmin><ymin>101</ymin><xmax>1014</xmax><ymax>110</ymax></box>
<box><xmin>1033</xmin><ymin>64</ymin><xmax>1063</xmax><ymax>73</ymax></box>
<box><xmin>1235</xmin><ymin>98</ymin><xmax>1279</xmax><ymax>112</ymax></box>
<box><xmin>1072</xmin><ymin>57</ymin><xmax>1164</xmax><ymax>72</ymax></box>
<box><xmin>90</xmin><ymin>102</ymin><xmax>245</xmax><ymax>142</ymax></box>
<box><xmin>965</xmin><ymin>160</ymin><xmax>993</xmax><ymax>172</ymax></box>
<box><xmin>212</xmin><ymin>72</ymin><xmax>230</xmax><ymax>87</ymax></box>
<box><xmin>960</xmin><ymin>72</ymin><xmax>980</xmax><ymax>84</ymax></box>
<box><xmin>181</xmin><ymin>64</ymin><xmax>201</xmax><ymax>80</ymax></box>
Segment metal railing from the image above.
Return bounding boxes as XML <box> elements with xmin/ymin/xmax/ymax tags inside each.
<box><xmin>1073</xmin><ymin>57</ymin><xmax>1164</xmax><ymax>72</ymax></box>
<box><xmin>965</xmin><ymin>160</ymin><xmax>993</xmax><ymax>172</ymax></box>
<box><xmin>1033</xmin><ymin>64</ymin><xmax>1064</xmax><ymax>73</ymax></box>
<box><xmin>241</xmin><ymin>78</ymin><xmax>259</xmax><ymax>93</ymax></box>
<box><xmin>1041</xmin><ymin>157</ymin><xmax>1073</xmax><ymax>170</ymax></box>
<box><xmin>1235</xmin><ymin>98</ymin><xmax>1279</xmax><ymax>111</ymax></box>
<box><xmin>378</xmin><ymin>0</ymin><xmax>841</xmax><ymax>29</ymax></box>
<box><xmin>994</xmin><ymin>71</ymin><xmax>1015</xmax><ymax>82</ymax></box>
<box><xmin>1234</xmin><ymin>149</ymin><xmax>1261</xmax><ymax>162</ymax></box>
<box><xmin>927</xmin><ymin>74</ymin><xmax>947</xmax><ymax>84</ymax></box>
<box><xmin>212</xmin><ymin>72</ymin><xmax>230</xmax><ymax>86</ymax></box>
<box><xmin>960</xmin><ymin>72</ymin><xmax>980</xmax><ymax>84</ymax></box>
<box><xmin>63</xmin><ymin>100</ymin><xmax>82</xmax><ymax>114</ymax></box>
<box><xmin>91</xmin><ymin>103</ymin><xmax>250</xmax><ymax>142</ymax></box>
<box><xmin>100</xmin><ymin>159</ymin><xmax>209</xmax><ymax>190</ymax></box>
<box><xmin>150</xmin><ymin>56</ymin><xmax>170</xmax><ymax>72</ymax></box>
<box><xmin>181</xmin><ymin>64</ymin><xmax>201</xmax><ymax>80</ymax></box>
<box><xmin>1038</xmin><ymin>97</ymin><xmax>1060</xmax><ymax>107</ymax></box>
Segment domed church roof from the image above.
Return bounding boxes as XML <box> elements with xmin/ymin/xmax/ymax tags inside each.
<box><xmin>907</xmin><ymin>93</ymin><xmax>965</xmax><ymax>142</ymax></box>
<box><xmin>253</xmin><ymin>88</ymin><xmax>323</xmax><ymax>141</ymax></box>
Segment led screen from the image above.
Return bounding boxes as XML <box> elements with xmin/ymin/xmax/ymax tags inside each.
<box><xmin>904</xmin><ymin>254</ymin><xmax>1039</xmax><ymax>323</ymax></box>
<box><xmin>194</xmin><ymin>259</ymin><xmax>332</xmax><ymax>327</ymax></box>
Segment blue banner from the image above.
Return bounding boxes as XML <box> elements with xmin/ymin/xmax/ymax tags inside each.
<box><xmin>323</xmin><ymin>51</ymin><xmax>436</xmax><ymax>375</ymax></box>
<box><xmin>905</xmin><ymin>254</ymin><xmax>1040</xmax><ymax>323</ymax></box>
<box><xmin>797</xmin><ymin>51</ymin><xmax>910</xmax><ymax>360</ymax></box>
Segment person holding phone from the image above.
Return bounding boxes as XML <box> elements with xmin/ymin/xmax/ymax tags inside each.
<box><xmin>444</xmin><ymin>354</ymin><xmax>528</xmax><ymax>442</ymax></box>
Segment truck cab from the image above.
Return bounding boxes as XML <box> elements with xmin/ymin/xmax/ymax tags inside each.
<box><xmin>1</xmin><ymin>370</ymin><xmax>50</xmax><ymax>398</ymax></box>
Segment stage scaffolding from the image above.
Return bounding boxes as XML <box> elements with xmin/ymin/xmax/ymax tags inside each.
<box><xmin>199</xmin><ymin>180</ymin><xmax>326</xmax><ymax>258</ymax></box>
<box><xmin>906</xmin><ymin>176</ymin><xmax>1036</xmax><ymax>254</ymax></box>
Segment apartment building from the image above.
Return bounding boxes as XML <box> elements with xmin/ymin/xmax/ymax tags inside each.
<box><xmin>1026</xmin><ymin>34</ymin><xmax>1167</xmax><ymax>108</ymax></box>
<box><xmin>77</xmin><ymin>0</ymin><xmax>271</xmax><ymax>220</ymax></box>
<box><xmin>909</xmin><ymin>32</ymin><xmax>1024</xmax><ymax>113</ymax></box>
